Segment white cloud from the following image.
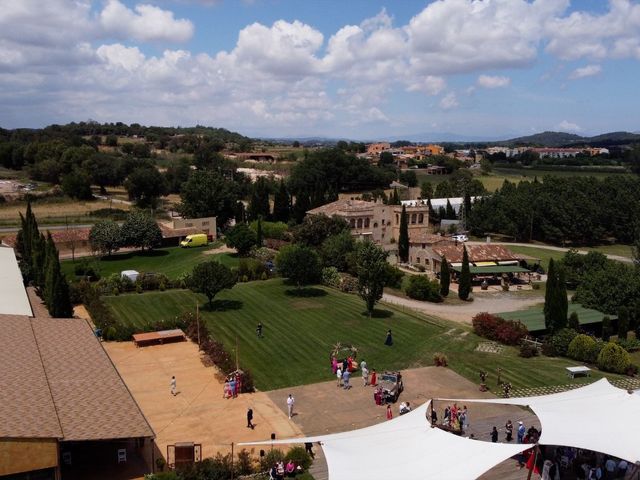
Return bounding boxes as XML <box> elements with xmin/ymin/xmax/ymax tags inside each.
<box><xmin>99</xmin><ymin>0</ymin><xmax>194</xmax><ymax>43</ymax></box>
<box><xmin>569</xmin><ymin>64</ymin><xmax>602</xmax><ymax>80</ymax></box>
<box><xmin>477</xmin><ymin>75</ymin><xmax>511</xmax><ymax>88</ymax></box>
<box><xmin>439</xmin><ymin>92</ymin><xmax>458</xmax><ymax>110</ymax></box>
<box><xmin>557</xmin><ymin>120</ymin><xmax>582</xmax><ymax>132</ymax></box>
<box><xmin>406</xmin><ymin>75</ymin><xmax>446</xmax><ymax>95</ymax></box>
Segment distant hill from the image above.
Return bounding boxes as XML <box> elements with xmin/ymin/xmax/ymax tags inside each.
<box><xmin>498</xmin><ymin>131</ymin><xmax>640</xmax><ymax>147</ymax></box>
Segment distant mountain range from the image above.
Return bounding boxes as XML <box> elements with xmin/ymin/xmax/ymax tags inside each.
<box><xmin>496</xmin><ymin>131</ymin><xmax>640</xmax><ymax>147</ymax></box>
<box><xmin>261</xmin><ymin>130</ymin><xmax>640</xmax><ymax>147</ymax></box>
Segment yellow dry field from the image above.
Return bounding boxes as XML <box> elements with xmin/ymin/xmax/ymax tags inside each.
<box><xmin>0</xmin><ymin>198</ymin><xmax>129</xmax><ymax>224</ymax></box>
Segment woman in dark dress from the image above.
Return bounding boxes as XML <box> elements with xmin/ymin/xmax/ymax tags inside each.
<box><xmin>384</xmin><ymin>329</ymin><xmax>393</xmax><ymax>346</ymax></box>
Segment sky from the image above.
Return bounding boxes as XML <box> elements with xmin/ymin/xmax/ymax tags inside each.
<box><xmin>1</xmin><ymin>0</ymin><xmax>640</xmax><ymax>140</ymax></box>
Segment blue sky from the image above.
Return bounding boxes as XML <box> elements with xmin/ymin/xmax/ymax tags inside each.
<box><xmin>1</xmin><ymin>0</ymin><xmax>639</xmax><ymax>140</ymax></box>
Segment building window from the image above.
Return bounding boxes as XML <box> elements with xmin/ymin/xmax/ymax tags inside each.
<box><xmin>416</xmin><ymin>257</ymin><xmax>421</xmax><ymax>264</ymax></box>
<box><xmin>357</xmin><ymin>218</ymin><xmax>363</xmax><ymax>229</ymax></box>
<box><xmin>411</xmin><ymin>214</ymin><xmax>417</xmax><ymax>224</ymax></box>
<box><xmin>350</xmin><ymin>219</ymin><xmax>355</xmax><ymax>228</ymax></box>
<box><xmin>186</xmin><ymin>222</ymin><xmax>193</xmax><ymax>227</ymax></box>
<box><xmin>373</xmin><ymin>222</ymin><xmax>378</xmax><ymax>228</ymax></box>
<box><xmin>364</xmin><ymin>218</ymin><xmax>370</xmax><ymax>228</ymax></box>
<box><xmin>202</xmin><ymin>221</ymin><xmax>209</xmax><ymax>226</ymax></box>
<box><xmin>418</xmin><ymin>213</ymin><xmax>424</xmax><ymax>223</ymax></box>
<box><xmin>422</xmin><ymin>243</ymin><xmax>425</xmax><ymax>249</ymax></box>
<box><xmin>396</xmin><ymin>214</ymin><xmax>399</xmax><ymax>225</ymax></box>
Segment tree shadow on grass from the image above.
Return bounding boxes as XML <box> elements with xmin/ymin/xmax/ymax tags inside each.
<box><xmin>202</xmin><ymin>299</ymin><xmax>243</xmax><ymax>311</ymax></box>
<box><xmin>361</xmin><ymin>309</ymin><xmax>394</xmax><ymax>318</ymax></box>
<box><xmin>100</xmin><ymin>249</ymin><xmax>169</xmax><ymax>262</ymax></box>
<box><xmin>284</xmin><ymin>287</ymin><xmax>328</xmax><ymax>298</ymax></box>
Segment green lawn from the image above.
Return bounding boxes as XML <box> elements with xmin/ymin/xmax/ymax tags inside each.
<box><xmin>104</xmin><ymin>279</ymin><xmax>616</xmax><ymax>391</ymax></box>
<box><xmin>585</xmin><ymin>244</ymin><xmax>633</xmax><ymax>259</ymax></box>
<box><xmin>62</xmin><ymin>245</ymin><xmax>239</xmax><ymax>280</ymax></box>
<box><xmin>506</xmin><ymin>245</ymin><xmax>564</xmax><ymax>271</ymax></box>
<box><xmin>500</xmin><ymin>303</ymin><xmax>611</xmax><ymax>333</ymax></box>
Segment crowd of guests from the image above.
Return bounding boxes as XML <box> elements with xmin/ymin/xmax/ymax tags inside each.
<box><xmin>529</xmin><ymin>446</ymin><xmax>635</xmax><ymax>479</ymax></box>
<box><xmin>430</xmin><ymin>403</ymin><xmax>470</xmax><ymax>434</ymax></box>
<box><xmin>222</xmin><ymin>373</ymin><xmax>242</xmax><ymax>399</ymax></box>
<box><xmin>268</xmin><ymin>459</ymin><xmax>303</xmax><ymax>479</ymax></box>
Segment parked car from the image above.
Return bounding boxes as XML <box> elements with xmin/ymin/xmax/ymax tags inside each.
<box><xmin>451</xmin><ymin>234</ymin><xmax>468</xmax><ymax>242</ymax></box>
<box><xmin>379</xmin><ymin>371</ymin><xmax>404</xmax><ymax>403</ymax></box>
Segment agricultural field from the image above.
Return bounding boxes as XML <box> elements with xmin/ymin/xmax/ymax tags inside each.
<box><xmin>104</xmin><ymin>279</ymin><xmax>618</xmax><ymax>391</ymax></box>
<box><xmin>62</xmin><ymin>244</ymin><xmax>238</xmax><ymax>280</ymax></box>
<box><xmin>0</xmin><ymin>197</ymin><xmax>130</xmax><ymax>228</ymax></box>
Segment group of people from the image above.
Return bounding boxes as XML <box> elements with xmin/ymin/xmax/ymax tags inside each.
<box><xmin>223</xmin><ymin>373</ymin><xmax>243</xmax><ymax>399</ymax></box>
<box><xmin>431</xmin><ymin>404</ymin><xmax>469</xmax><ymax>433</ymax></box>
<box><xmin>332</xmin><ymin>357</ymin><xmax>380</xmax><ymax>390</ymax></box>
<box><xmin>268</xmin><ymin>459</ymin><xmax>302</xmax><ymax>479</ymax></box>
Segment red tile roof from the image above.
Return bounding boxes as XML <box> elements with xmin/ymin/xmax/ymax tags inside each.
<box><xmin>431</xmin><ymin>244</ymin><xmax>518</xmax><ymax>263</ymax></box>
<box><xmin>2</xmin><ymin>228</ymin><xmax>91</xmax><ymax>248</ymax></box>
<box><xmin>307</xmin><ymin>199</ymin><xmax>375</xmax><ymax>216</ymax></box>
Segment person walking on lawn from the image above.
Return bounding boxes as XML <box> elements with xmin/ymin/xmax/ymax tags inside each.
<box><xmin>247</xmin><ymin>408</ymin><xmax>254</xmax><ymax>429</ymax></box>
<box><xmin>256</xmin><ymin>322</ymin><xmax>263</xmax><ymax>338</ymax></box>
<box><xmin>287</xmin><ymin>394</ymin><xmax>295</xmax><ymax>419</ymax></box>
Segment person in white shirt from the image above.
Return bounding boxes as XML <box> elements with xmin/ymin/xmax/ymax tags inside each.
<box><xmin>287</xmin><ymin>394</ymin><xmax>295</xmax><ymax>419</ymax></box>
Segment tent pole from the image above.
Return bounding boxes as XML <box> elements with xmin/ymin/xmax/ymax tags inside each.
<box><xmin>526</xmin><ymin>445</ymin><xmax>539</xmax><ymax>480</ymax></box>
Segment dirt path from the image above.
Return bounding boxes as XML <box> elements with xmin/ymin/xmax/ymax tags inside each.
<box><xmin>382</xmin><ymin>291</ymin><xmax>544</xmax><ymax>323</ymax></box>
<box><xmin>468</xmin><ymin>241</ymin><xmax>633</xmax><ymax>264</ymax></box>
<box><xmin>202</xmin><ymin>245</ymin><xmax>236</xmax><ymax>255</ymax></box>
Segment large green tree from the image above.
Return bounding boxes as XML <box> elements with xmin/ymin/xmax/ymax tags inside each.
<box><xmin>458</xmin><ymin>246</ymin><xmax>472</xmax><ymax>300</ymax></box>
<box><xmin>320</xmin><ymin>231</ymin><xmax>356</xmax><ymax>273</ymax></box>
<box><xmin>224</xmin><ymin>223</ymin><xmax>257</xmax><ymax>255</ymax></box>
<box><xmin>124</xmin><ymin>167</ymin><xmax>169</xmax><ymax>208</ymax></box>
<box><xmin>439</xmin><ymin>256</ymin><xmax>450</xmax><ymax>297</ymax></box>
<box><xmin>178</xmin><ymin>170</ymin><xmax>239</xmax><ymax>226</ymax></box>
<box><xmin>398</xmin><ymin>205</ymin><xmax>409</xmax><ymax>263</ymax></box>
<box><xmin>293</xmin><ymin>215</ymin><xmax>350</xmax><ymax>247</ymax></box>
<box><xmin>89</xmin><ymin>220</ymin><xmax>122</xmax><ymax>256</ymax></box>
<box><xmin>355</xmin><ymin>241</ymin><xmax>388</xmax><ymax>316</ymax></box>
<box><xmin>276</xmin><ymin>244</ymin><xmax>321</xmax><ymax>288</ymax></box>
<box><xmin>119</xmin><ymin>210</ymin><xmax>162</xmax><ymax>250</ymax></box>
<box><xmin>189</xmin><ymin>260</ymin><xmax>236</xmax><ymax>309</ymax></box>
<box><xmin>61</xmin><ymin>169</ymin><xmax>93</xmax><ymax>200</ymax></box>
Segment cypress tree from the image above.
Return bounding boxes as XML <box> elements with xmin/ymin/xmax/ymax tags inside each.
<box><xmin>248</xmin><ymin>178</ymin><xmax>270</xmax><ymax>221</ymax></box>
<box><xmin>618</xmin><ymin>306</ymin><xmax>630</xmax><ymax>340</ymax></box>
<box><xmin>292</xmin><ymin>192</ymin><xmax>311</xmax><ymax>224</ymax></box>
<box><xmin>602</xmin><ymin>316</ymin><xmax>612</xmax><ymax>341</ymax></box>
<box><xmin>31</xmin><ymin>233</ymin><xmax>47</xmax><ymax>289</ymax></box>
<box><xmin>440</xmin><ymin>255</ymin><xmax>450</xmax><ymax>297</ymax></box>
<box><xmin>272</xmin><ymin>180</ymin><xmax>290</xmax><ymax>223</ymax></box>
<box><xmin>544</xmin><ymin>259</ymin><xmax>557</xmax><ymax>332</ymax></box>
<box><xmin>48</xmin><ymin>259</ymin><xmax>73</xmax><ymax>318</ymax></box>
<box><xmin>427</xmin><ymin>199</ymin><xmax>436</xmax><ymax>223</ymax></box>
<box><xmin>391</xmin><ymin>188</ymin><xmax>400</xmax><ymax>205</ymax></box>
<box><xmin>44</xmin><ymin>234</ymin><xmax>58</xmax><ymax>308</ymax></box>
<box><xmin>463</xmin><ymin>192</ymin><xmax>472</xmax><ymax>227</ymax></box>
<box><xmin>398</xmin><ymin>205</ymin><xmax>409</xmax><ymax>263</ymax></box>
<box><xmin>256</xmin><ymin>217</ymin><xmax>263</xmax><ymax>248</ymax></box>
<box><xmin>445</xmin><ymin>200</ymin><xmax>456</xmax><ymax>220</ymax></box>
<box><xmin>568</xmin><ymin>311</ymin><xmax>580</xmax><ymax>331</ymax></box>
<box><xmin>556</xmin><ymin>266</ymin><xmax>568</xmax><ymax>330</ymax></box>
<box><xmin>458</xmin><ymin>246</ymin><xmax>472</xmax><ymax>300</ymax></box>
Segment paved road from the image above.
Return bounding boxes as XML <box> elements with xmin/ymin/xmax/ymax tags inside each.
<box><xmin>468</xmin><ymin>241</ymin><xmax>633</xmax><ymax>264</ymax></box>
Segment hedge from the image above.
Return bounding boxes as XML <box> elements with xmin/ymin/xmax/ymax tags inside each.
<box><xmin>567</xmin><ymin>334</ymin><xmax>601</xmax><ymax>363</ymax></box>
<box><xmin>597</xmin><ymin>342</ymin><xmax>631</xmax><ymax>374</ymax></box>
<box><xmin>471</xmin><ymin>312</ymin><xmax>528</xmax><ymax>346</ymax></box>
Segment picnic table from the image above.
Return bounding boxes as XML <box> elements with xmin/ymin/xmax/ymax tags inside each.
<box><xmin>566</xmin><ymin>366</ymin><xmax>591</xmax><ymax>379</ymax></box>
<box><xmin>133</xmin><ymin>329</ymin><xmax>186</xmax><ymax>347</ymax></box>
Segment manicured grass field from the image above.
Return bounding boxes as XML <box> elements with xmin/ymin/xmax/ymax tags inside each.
<box><xmin>500</xmin><ymin>303</ymin><xmax>611</xmax><ymax>333</ymax></box>
<box><xmin>104</xmin><ymin>279</ymin><xmax>616</xmax><ymax>391</ymax></box>
<box><xmin>585</xmin><ymin>244</ymin><xmax>633</xmax><ymax>259</ymax></box>
<box><xmin>506</xmin><ymin>245</ymin><xmax>564</xmax><ymax>271</ymax></box>
<box><xmin>62</xmin><ymin>245</ymin><xmax>239</xmax><ymax>280</ymax></box>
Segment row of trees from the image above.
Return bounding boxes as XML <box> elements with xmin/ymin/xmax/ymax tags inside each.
<box><xmin>469</xmin><ymin>175</ymin><xmax>640</xmax><ymax>245</ymax></box>
<box><xmin>89</xmin><ymin>211</ymin><xmax>163</xmax><ymax>255</ymax></box>
<box><xmin>16</xmin><ymin>203</ymin><xmax>72</xmax><ymax>317</ymax></box>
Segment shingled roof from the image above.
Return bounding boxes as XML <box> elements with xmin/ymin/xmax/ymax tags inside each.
<box><xmin>0</xmin><ymin>315</ymin><xmax>62</xmax><ymax>439</ymax></box>
<box><xmin>431</xmin><ymin>244</ymin><xmax>518</xmax><ymax>264</ymax></box>
<box><xmin>307</xmin><ymin>199</ymin><xmax>375</xmax><ymax>216</ymax></box>
<box><xmin>0</xmin><ymin>315</ymin><xmax>154</xmax><ymax>441</ymax></box>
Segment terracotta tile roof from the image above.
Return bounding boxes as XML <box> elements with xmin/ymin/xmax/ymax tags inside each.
<box><xmin>31</xmin><ymin>318</ymin><xmax>155</xmax><ymax>441</ymax></box>
<box><xmin>431</xmin><ymin>244</ymin><xmax>518</xmax><ymax>264</ymax></box>
<box><xmin>0</xmin><ymin>315</ymin><xmax>62</xmax><ymax>439</ymax></box>
<box><xmin>307</xmin><ymin>199</ymin><xmax>375</xmax><ymax>216</ymax></box>
<box><xmin>409</xmin><ymin>233</ymin><xmax>452</xmax><ymax>245</ymax></box>
<box><xmin>2</xmin><ymin>228</ymin><xmax>90</xmax><ymax>248</ymax></box>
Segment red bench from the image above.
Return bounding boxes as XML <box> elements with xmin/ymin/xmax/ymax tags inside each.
<box><xmin>133</xmin><ymin>329</ymin><xmax>186</xmax><ymax>347</ymax></box>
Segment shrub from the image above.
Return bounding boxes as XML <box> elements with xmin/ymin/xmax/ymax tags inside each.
<box><xmin>549</xmin><ymin>328</ymin><xmax>579</xmax><ymax>357</ymax></box>
<box><xmin>260</xmin><ymin>449</ymin><xmax>285</xmax><ymax>472</ymax></box>
<box><xmin>249</xmin><ymin>220</ymin><xmax>288</xmax><ymax>240</ymax></box>
<box><xmin>384</xmin><ymin>264</ymin><xmax>404</xmax><ymax>289</ymax></box>
<box><xmin>404</xmin><ymin>275</ymin><xmax>442</xmax><ymax>303</ymax></box>
<box><xmin>519</xmin><ymin>344</ymin><xmax>539</xmax><ymax>358</ymax></box>
<box><xmin>433</xmin><ymin>352</ymin><xmax>448</xmax><ymax>367</ymax></box>
<box><xmin>138</xmin><ymin>272</ymin><xmax>170</xmax><ymax>291</ymax></box>
<box><xmin>251</xmin><ymin>246</ymin><xmax>277</xmax><ymax>263</ymax></box>
<box><xmin>616</xmin><ymin>338</ymin><xmax>640</xmax><ymax>352</ymax></box>
<box><xmin>73</xmin><ymin>259</ymin><xmax>100</xmax><ymax>280</ymax></box>
<box><xmin>284</xmin><ymin>446</ymin><xmax>312</xmax><ymax>471</ymax></box>
<box><xmin>471</xmin><ymin>312</ymin><xmax>528</xmax><ymax>345</ymax></box>
<box><xmin>567</xmin><ymin>334</ymin><xmax>599</xmax><ymax>363</ymax></box>
<box><xmin>321</xmin><ymin>267</ymin><xmax>341</xmax><ymax>288</ymax></box>
<box><xmin>568</xmin><ymin>311</ymin><xmax>580</xmax><ymax>330</ymax></box>
<box><xmin>597</xmin><ymin>342</ymin><xmax>631</xmax><ymax>374</ymax></box>
<box><xmin>235</xmin><ymin>449</ymin><xmax>255</xmax><ymax>476</ymax></box>
<box><xmin>338</xmin><ymin>273</ymin><xmax>359</xmax><ymax>293</ymax></box>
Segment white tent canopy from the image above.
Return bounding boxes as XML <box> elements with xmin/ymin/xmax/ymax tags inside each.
<box><xmin>240</xmin><ymin>401</ymin><xmax>531</xmax><ymax>480</ymax></box>
<box><xmin>437</xmin><ymin>378</ymin><xmax>640</xmax><ymax>463</ymax></box>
